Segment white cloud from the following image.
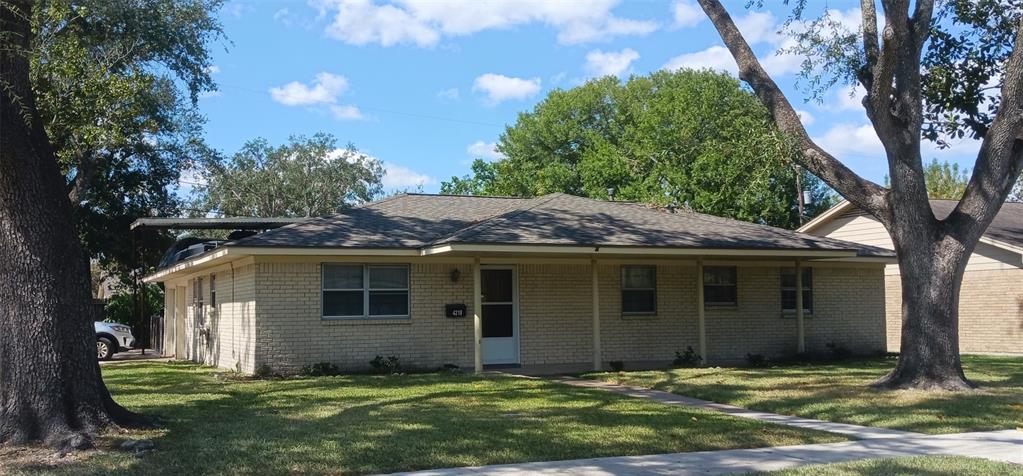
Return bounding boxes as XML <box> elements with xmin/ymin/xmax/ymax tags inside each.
<box><xmin>735</xmin><ymin>11</ymin><xmax>780</xmax><ymax>44</ymax></box>
<box><xmin>198</xmin><ymin>90</ymin><xmax>223</xmax><ymax>99</ymax></box>
<box><xmin>830</xmin><ymin>84</ymin><xmax>866</xmax><ymax>111</ymax></box>
<box><xmin>382</xmin><ymin>161</ymin><xmax>434</xmax><ymax>189</ymax></box>
<box><xmin>672</xmin><ymin>0</ymin><xmax>703</xmax><ymax>28</ymax></box>
<box><xmin>436</xmin><ymin>87</ymin><xmax>460</xmax><ymax>101</ymax></box>
<box><xmin>585</xmin><ymin>48</ymin><xmax>640</xmax><ymax>78</ymax></box>
<box><xmin>663</xmin><ymin>45</ymin><xmax>737</xmax><ymax>74</ymax></box>
<box><xmin>813</xmin><ymin>123</ymin><xmax>883</xmax><ymax>158</ymax></box>
<box><xmin>472</xmin><ymin>73</ymin><xmax>541</xmax><ymax>104</ymax></box>
<box><xmin>269</xmin><ymin>72</ymin><xmax>363</xmax><ymax>120</ymax></box>
<box><xmin>329</xmin><ymin>104</ymin><xmax>364</xmax><ymax>120</ymax></box>
<box><xmin>204</xmin><ymin>65</ymin><xmax>221</xmax><ymax>74</ymax></box>
<box><xmin>795</xmin><ymin>109</ymin><xmax>815</xmax><ymax>126</ymax></box>
<box><xmin>222</xmin><ymin>1</ymin><xmax>251</xmax><ymax>18</ymax></box>
<box><xmin>313</xmin><ymin>0</ymin><xmax>657</xmax><ymax>47</ymax></box>
<box><xmin>466</xmin><ymin>140</ymin><xmax>505</xmax><ymax>161</ymax></box>
<box><xmin>269</xmin><ymin>72</ymin><xmax>349</xmax><ymax>106</ymax></box>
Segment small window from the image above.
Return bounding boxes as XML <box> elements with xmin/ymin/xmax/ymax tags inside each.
<box><xmin>622</xmin><ymin>266</ymin><xmax>656</xmax><ymax>315</ymax></box>
<box><xmin>210</xmin><ymin>274</ymin><xmax>217</xmax><ymax>308</ymax></box>
<box><xmin>703</xmin><ymin>266</ymin><xmax>737</xmax><ymax>308</ymax></box>
<box><xmin>781</xmin><ymin>267</ymin><xmax>813</xmax><ymax>313</ymax></box>
<box><xmin>194</xmin><ymin>277</ymin><xmax>205</xmax><ymax>326</ymax></box>
<box><xmin>322</xmin><ymin>264</ymin><xmax>410</xmax><ymax>319</ymax></box>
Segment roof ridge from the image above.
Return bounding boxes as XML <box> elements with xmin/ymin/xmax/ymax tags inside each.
<box><xmin>427</xmin><ymin>194</ymin><xmax>563</xmax><ymax>246</ymax></box>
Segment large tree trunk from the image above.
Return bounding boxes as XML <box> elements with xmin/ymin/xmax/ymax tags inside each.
<box><xmin>874</xmin><ymin>228</ymin><xmax>974</xmax><ymax>390</ymax></box>
<box><xmin>0</xmin><ymin>0</ymin><xmax>139</xmax><ymax>452</ymax></box>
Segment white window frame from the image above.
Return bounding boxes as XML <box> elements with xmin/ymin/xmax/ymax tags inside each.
<box><xmin>621</xmin><ymin>265</ymin><xmax>657</xmax><ymax>316</ymax></box>
<box><xmin>703</xmin><ymin>266</ymin><xmax>738</xmax><ymax>309</ymax></box>
<box><xmin>781</xmin><ymin>267</ymin><xmax>814</xmax><ymax>315</ymax></box>
<box><xmin>321</xmin><ymin>264</ymin><xmax>410</xmax><ymax>320</ymax></box>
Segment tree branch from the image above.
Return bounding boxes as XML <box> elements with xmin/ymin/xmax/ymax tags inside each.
<box><xmin>696</xmin><ymin>0</ymin><xmax>889</xmax><ymax>219</ymax></box>
<box><xmin>859</xmin><ymin>0</ymin><xmax>880</xmax><ymax>87</ymax></box>
<box><xmin>946</xmin><ymin>17</ymin><xmax>1023</xmax><ymax>242</ymax></box>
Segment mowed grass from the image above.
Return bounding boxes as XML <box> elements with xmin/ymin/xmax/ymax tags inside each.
<box><xmin>587</xmin><ymin>355</ymin><xmax>1023</xmax><ymax>434</ymax></box>
<box><xmin>3</xmin><ymin>361</ymin><xmax>845</xmax><ymax>476</ymax></box>
<box><xmin>754</xmin><ymin>455</ymin><xmax>1023</xmax><ymax>476</ymax></box>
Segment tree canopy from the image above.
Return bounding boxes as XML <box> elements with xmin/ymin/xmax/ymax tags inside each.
<box><xmin>442</xmin><ymin>70</ymin><xmax>831</xmax><ymax>229</ymax></box>
<box><xmin>193</xmin><ymin>134</ymin><xmax>385</xmax><ymax>217</ymax></box>
<box><xmin>31</xmin><ymin>0</ymin><xmax>224</xmax><ymax>281</ymax></box>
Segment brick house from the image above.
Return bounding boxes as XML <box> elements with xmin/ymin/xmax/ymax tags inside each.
<box><xmin>146</xmin><ymin>193</ymin><xmax>894</xmax><ymax>374</ymax></box>
<box><xmin>799</xmin><ymin>200</ymin><xmax>1023</xmax><ymax>355</ymax></box>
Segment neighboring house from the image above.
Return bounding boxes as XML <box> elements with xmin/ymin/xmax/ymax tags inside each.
<box><xmin>146</xmin><ymin>193</ymin><xmax>894</xmax><ymax>375</ymax></box>
<box><xmin>799</xmin><ymin>200</ymin><xmax>1023</xmax><ymax>355</ymax></box>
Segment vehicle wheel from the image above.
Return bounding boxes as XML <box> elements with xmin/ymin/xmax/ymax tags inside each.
<box><xmin>97</xmin><ymin>337</ymin><xmax>115</xmax><ymax>360</ymax></box>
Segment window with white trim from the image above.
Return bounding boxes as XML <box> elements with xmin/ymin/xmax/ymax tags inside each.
<box><xmin>193</xmin><ymin>277</ymin><xmax>205</xmax><ymax>326</ymax></box>
<box><xmin>781</xmin><ymin>267</ymin><xmax>813</xmax><ymax>313</ymax></box>
<box><xmin>322</xmin><ymin>264</ymin><xmax>410</xmax><ymax>319</ymax></box>
<box><xmin>621</xmin><ymin>266</ymin><xmax>656</xmax><ymax>315</ymax></box>
<box><xmin>703</xmin><ymin>266</ymin><xmax>737</xmax><ymax>308</ymax></box>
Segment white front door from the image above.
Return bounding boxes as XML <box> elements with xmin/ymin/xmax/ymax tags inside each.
<box><xmin>481</xmin><ymin>266</ymin><xmax>519</xmax><ymax>365</ymax></box>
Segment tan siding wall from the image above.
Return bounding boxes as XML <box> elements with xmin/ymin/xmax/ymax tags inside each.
<box><xmin>811</xmin><ymin>208</ymin><xmax>1023</xmax><ymax>354</ymax></box>
<box><xmin>254</xmin><ymin>260</ymin><xmax>475</xmax><ymax>374</ymax></box>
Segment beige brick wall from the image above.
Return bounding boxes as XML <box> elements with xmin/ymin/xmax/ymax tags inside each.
<box><xmin>600</xmin><ymin>264</ymin><xmax>698</xmax><ymax>363</ymax></box>
<box><xmin>254</xmin><ymin>259</ymin><xmax>475</xmax><ymax>374</ymax></box>
<box><xmin>237</xmin><ymin>259</ymin><xmax>885</xmax><ymax>373</ymax></box>
<box><xmin>885</xmin><ymin>269</ymin><xmax>1023</xmax><ymax>354</ymax></box>
<box><xmin>179</xmin><ymin>264</ymin><xmax>258</xmax><ymax>372</ymax></box>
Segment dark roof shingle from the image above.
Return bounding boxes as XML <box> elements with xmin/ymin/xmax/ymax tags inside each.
<box><xmin>929</xmin><ymin>200</ymin><xmax>1023</xmax><ymax>249</ymax></box>
<box><xmin>231</xmin><ymin>193</ymin><xmax>893</xmax><ymax>257</ymax></box>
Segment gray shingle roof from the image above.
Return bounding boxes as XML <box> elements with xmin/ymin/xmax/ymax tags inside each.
<box><xmin>930</xmin><ymin>200</ymin><xmax>1023</xmax><ymax>249</ymax></box>
<box><xmin>230</xmin><ymin>193</ymin><xmax>893</xmax><ymax>257</ymax></box>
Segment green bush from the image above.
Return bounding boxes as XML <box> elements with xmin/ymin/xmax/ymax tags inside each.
<box><xmin>301</xmin><ymin>362</ymin><xmax>341</xmax><ymax>377</ymax></box>
<box><xmin>369</xmin><ymin>355</ymin><xmax>401</xmax><ymax>374</ymax></box>
<box><xmin>253</xmin><ymin>364</ymin><xmax>274</xmax><ymax>378</ymax></box>
<box><xmin>745</xmin><ymin>353</ymin><xmax>769</xmax><ymax>368</ymax></box>
<box><xmin>673</xmin><ymin>347</ymin><xmax>701</xmax><ymax>367</ymax></box>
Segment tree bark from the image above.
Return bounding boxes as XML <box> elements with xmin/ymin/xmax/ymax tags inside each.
<box><xmin>1</xmin><ymin>0</ymin><xmax>140</xmax><ymax>451</ymax></box>
<box><xmin>875</xmin><ymin>223</ymin><xmax>974</xmax><ymax>390</ymax></box>
<box><xmin>697</xmin><ymin>0</ymin><xmax>1023</xmax><ymax>391</ymax></box>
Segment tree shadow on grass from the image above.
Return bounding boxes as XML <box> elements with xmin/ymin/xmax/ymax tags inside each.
<box><xmin>595</xmin><ymin>356</ymin><xmax>1023</xmax><ymax>435</ymax></box>
<box><xmin>65</xmin><ymin>362</ymin><xmax>844</xmax><ymax>476</ymax></box>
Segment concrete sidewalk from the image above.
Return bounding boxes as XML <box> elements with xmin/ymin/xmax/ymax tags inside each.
<box><xmin>387</xmin><ymin>430</ymin><xmax>1023</xmax><ymax>476</ymax></box>
<box><xmin>547</xmin><ymin>376</ymin><xmax>915</xmax><ymax>440</ymax></box>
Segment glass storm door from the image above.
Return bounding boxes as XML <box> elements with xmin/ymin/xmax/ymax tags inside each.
<box><xmin>481</xmin><ymin>267</ymin><xmax>519</xmax><ymax>365</ymax></box>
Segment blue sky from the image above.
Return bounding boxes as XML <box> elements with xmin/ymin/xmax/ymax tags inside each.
<box><xmin>194</xmin><ymin>0</ymin><xmax>982</xmax><ymax>195</ymax></box>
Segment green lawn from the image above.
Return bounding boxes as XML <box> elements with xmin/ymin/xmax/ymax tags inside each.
<box><xmin>587</xmin><ymin>355</ymin><xmax>1023</xmax><ymax>434</ymax></box>
<box><xmin>754</xmin><ymin>456</ymin><xmax>1023</xmax><ymax>476</ymax></box>
<box><xmin>2</xmin><ymin>362</ymin><xmax>844</xmax><ymax>476</ymax></box>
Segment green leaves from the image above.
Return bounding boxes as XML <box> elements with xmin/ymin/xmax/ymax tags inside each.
<box><xmin>193</xmin><ymin>133</ymin><xmax>385</xmax><ymax>218</ymax></box>
<box><xmin>27</xmin><ymin>0</ymin><xmax>226</xmax><ymax>282</ymax></box>
<box><xmin>442</xmin><ymin>70</ymin><xmax>831</xmax><ymax>228</ymax></box>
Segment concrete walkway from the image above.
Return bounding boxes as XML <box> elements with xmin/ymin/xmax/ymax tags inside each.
<box><xmin>548</xmin><ymin>376</ymin><xmax>916</xmax><ymax>440</ymax></box>
<box><xmin>381</xmin><ymin>375</ymin><xmax>1022</xmax><ymax>475</ymax></box>
<box><xmin>387</xmin><ymin>430</ymin><xmax>1023</xmax><ymax>475</ymax></box>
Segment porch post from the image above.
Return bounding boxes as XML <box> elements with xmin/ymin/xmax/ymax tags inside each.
<box><xmin>796</xmin><ymin>260</ymin><xmax>805</xmax><ymax>354</ymax></box>
<box><xmin>697</xmin><ymin>259</ymin><xmax>707</xmax><ymax>366</ymax></box>
<box><xmin>473</xmin><ymin>257</ymin><xmax>483</xmax><ymax>373</ymax></box>
<box><xmin>591</xmin><ymin>258</ymin><xmax>601</xmax><ymax>371</ymax></box>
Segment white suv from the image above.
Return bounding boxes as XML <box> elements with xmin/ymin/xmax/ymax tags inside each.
<box><xmin>94</xmin><ymin>321</ymin><xmax>135</xmax><ymax>360</ymax></box>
